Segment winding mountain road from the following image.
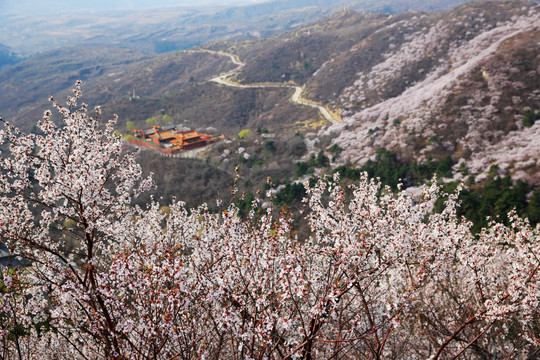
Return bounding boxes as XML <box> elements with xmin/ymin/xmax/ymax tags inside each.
<box><xmin>196</xmin><ymin>49</ymin><xmax>341</xmax><ymax>125</ymax></box>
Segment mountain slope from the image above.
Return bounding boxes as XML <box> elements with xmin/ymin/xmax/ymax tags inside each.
<box><xmin>0</xmin><ymin>47</ymin><xmax>152</xmax><ymax>126</ymax></box>
<box><xmin>200</xmin><ymin>1</ymin><xmax>540</xmax><ymax>184</ymax></box>
<box><xmin>319</xmin><ymin>0</ymin><xmax>540</xmax><ymax>184</ymax></box>
<box><xmin>1</xmin><ymin>0</ymin><xmax>539</xmax><ymax>191</ymax></box>
<box><xmin>0</xmin><ymin>46</ymin><xmax>319</xmax><ymax>136</ymax></box>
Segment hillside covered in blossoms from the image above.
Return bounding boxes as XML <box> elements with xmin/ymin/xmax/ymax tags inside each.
<box><xmin>315</xmin><ymin>1</ymin><xmax>540</xmax><ymax>184</ymax></box>
<box><xmin>205</xmin><ymin>0</ymin><xmax>540</xmax><ymax>186</ymax></box>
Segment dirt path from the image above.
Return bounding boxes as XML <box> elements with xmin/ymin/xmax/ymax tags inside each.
<box><xmin>196</xmin><ymin>49</ymin><xmax>341</xmax><ymax>124</ymax></box>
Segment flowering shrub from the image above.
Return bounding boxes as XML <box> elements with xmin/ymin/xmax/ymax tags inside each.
<box><xmin>0</xmin><ymin>85</ymin><xmax>539</xmax><ymax>359</ymax></box>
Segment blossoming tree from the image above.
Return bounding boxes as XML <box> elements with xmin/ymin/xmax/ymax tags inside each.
<box><xmin>0</xmin><ymin>81</ymin><xmax>154</xmax><ymax>358</ymax></box>
<box><xmin>0</xmin><ymin>84</ymin><xmax>538</xmax><ymax>359</ymax></box>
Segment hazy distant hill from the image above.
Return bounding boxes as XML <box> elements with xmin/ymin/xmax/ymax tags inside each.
<box><xmin>0</xmin><ymin>0</ymin><xmax>257</xmax><ymax>14</ymax></box>
<box><xmin>0</xmin><ymin>0</ymin><xmax>478</xmax><ymax>57</ymax></box>
<box><xmin>0</xmin><ymin>47</ymin><xmax>151</xmax><ymax>124</ymax></box>
<box><xmin>0</xmin><ymin>44</ymin><xmax>22</xmax><ymax>70</ymax></box>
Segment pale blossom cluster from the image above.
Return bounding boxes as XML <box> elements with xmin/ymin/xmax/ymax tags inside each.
<box><xmin>342</xmin><ymin>16</ymin><xmax>450</xmax><ymax>107</ymax></box>
<box><xmin>0</xmin><ymin>87</ymin><xmax>538</xmax><ymax>358</ymax></box>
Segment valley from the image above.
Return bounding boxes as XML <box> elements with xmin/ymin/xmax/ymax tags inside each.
<box><xmin>0</xmin><ymin>0</ymin><xmax>539</xmax><ymax>227</ymax></box>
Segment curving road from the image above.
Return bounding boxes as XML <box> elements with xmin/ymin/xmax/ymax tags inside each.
<box><xmin>196</xmin><ymin>50</ymin><xmax>341</xmax><ymax>124</ymax></box>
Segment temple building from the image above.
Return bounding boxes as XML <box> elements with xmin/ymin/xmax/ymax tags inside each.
<box><xmin>127</xmin><ymin>124</ymin><xmax>223</xmax><ymax>154</ymax></box>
